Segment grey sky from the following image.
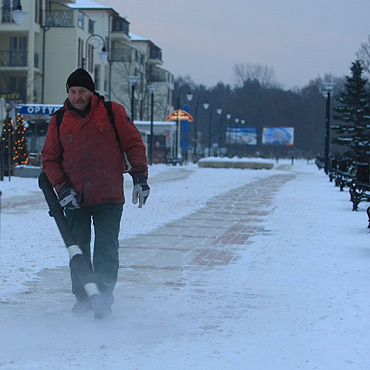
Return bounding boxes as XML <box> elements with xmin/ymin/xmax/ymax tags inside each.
<box><xmin>97</xmin><ymin>0</ymin><xmax>370</xmax><ymax>89</ymax></box>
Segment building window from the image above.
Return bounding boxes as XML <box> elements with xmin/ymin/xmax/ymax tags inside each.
<box><xmin>78</xmin><ymin>38</ymin><xmax>83</xmax><ymax>68</ymax></box>
<box><xmin>87</xmin><ymin>43</ymin><xmax>94</xmax><ymax>72</ymax></box>
<box><xmin>94</xmin><ymin>66</ymin><xmax>100</xmax><ymax>91</ymax></box>
<box><xmin>10</xmin><ymin>36</ymin><xmax>27</xmax><ymax>66</ymax></box>
<box><xmin>88</xmin><ymin>19</ymin><xmax>94</xmax><ymax>34</ymax></box>
<box><xmin>34</xmin><ymin>52</ymin><xmax>39</xmax><ymax>68</ymax></box>
<box><xmin>78</xmin><ymin>11</ymin><xmax>84</xmax><ymax>29</ymax></box>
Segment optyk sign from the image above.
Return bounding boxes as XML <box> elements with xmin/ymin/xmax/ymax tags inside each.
<box><xmin>19</xmin><ymin>104</ymin><xmax>63</xmax><ymax>115</ymax></box>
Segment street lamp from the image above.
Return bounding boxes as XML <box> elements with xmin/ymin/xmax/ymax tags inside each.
<box><xmin>176</xmin><ymin>85</ymin><xmax>193</xmax><ymax>158</ymax></box>
<box><xmin>226</xmin><ymin>113</ymin><xmax>231</xmax><ymax>156</ymax></box>
<box><xmin>128</xmin><ymin>75</ymin><xmax>140</xmax><ymax>123</ymax></box>
<box><xmin>82</xmin><ymin>34</ymin><xmax>109</xmax><ymax>71</ymax></box>
<box><xmin>148</xmin><ymin>84</ymin><xmax>158</xmax><ymax>166</ymax></box>
<box><xmin>216</xmin><ymin>108</ymin><xmax>223</xmax><ymax>156</ymax></box>
<box><xmin>234</xmin><ymin>118</ymin><xmax>239</xmax><ymax>157</ymax></box>
<box><xmin>11</xmin><ymin>1</ymin><xmax>27</xmax><ymax>24</ymax></box>
<box><xmin>240</xmin><ymin>119</ymin><xmax>245</xmax><ymax>156</ymax></box>
<box><xmin>193</xmin><ymin>95</ymin><xmax>209</xmax><ymax>162</ymax></box>
<box><xmin>208</xmin><ymin>106</ymin><xmax>222</xmax><ymax>157</ymax></box>
<box><xmin>321</xmin><ymin>82</ymin><xmax>336</xmax><ymax>174</ymax></box>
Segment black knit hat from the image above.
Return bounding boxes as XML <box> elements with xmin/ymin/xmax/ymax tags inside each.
<box><xmin>66</xmin><ymin>68</ymin><xmax>95</xmax><ymax>92</ymax></box>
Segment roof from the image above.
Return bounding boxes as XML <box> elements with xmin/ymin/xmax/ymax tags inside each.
<box><xmin>69</xmin><ymin>0</ymin><xmax>116</xmax><ymax>12</ymax></box>
<box><xmin>129</xmin><ymin>32</ymin><xmax>150</xmax><ymax>42</ymax></box>
<box><xmin>129</xmin><ymin>32</ymin><xmax>161</xmax><ymax>50</ymax></box>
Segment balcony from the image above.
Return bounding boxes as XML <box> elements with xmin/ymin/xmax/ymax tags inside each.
<box><xmin>149</xmin><ymin>68</ymin><xmax>167</xmax><ymax>83</ymax></box>
<box><xmin>0</xmin><ymin>50</ymin><xmax>28</xmax><ymax>67</ymax></box>
<box><xmin>112</xmin><ymin>16</ymin><xmax>129</xmax><ymax>36</ymax></box>
<box><xmin>149</xmin><ymin>45</ymin><xmax>162</xmax><ymax>64</ymax></box>
<box><xmin>111</xmin><ymin>48</ymin><xmax>132</xmax><ymax>62</ymax></box>
<box><xmin>42</xmin><ymin>10</ymin><xmax>74</xmax><ymax>27</ymax></box>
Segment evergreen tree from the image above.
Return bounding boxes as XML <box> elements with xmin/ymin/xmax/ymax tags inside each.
<box><xmin>332</xmin><ymin>60</ymin><xmax>370</xmax><ymax>162</ymax></box>
<box><xmin>13</xmin><ymin>113</ymin><xmax>28</xmax><ymax>166</ymax></box>
<box><xmin>1</xmin><ymin>113</ymin><xmax>14</xmax><ymax>175</ymax></box>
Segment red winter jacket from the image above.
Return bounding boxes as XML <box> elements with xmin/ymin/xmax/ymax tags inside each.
<box><xmin>41</xmin><ymin>95</ymin><xmax>148</xmax><ymax>205</ymax></box>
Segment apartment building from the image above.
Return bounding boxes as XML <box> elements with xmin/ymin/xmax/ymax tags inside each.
<box><xmin>0</xmin><ymin>0</ymin><xmax>174</xmax><ymax>121</ymax></box>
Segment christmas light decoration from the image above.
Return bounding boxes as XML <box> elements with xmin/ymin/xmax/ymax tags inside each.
<box><xmin>13</xmin><ymin>113</ymin><xmax>29</xmax><ymax>166</ymax></box>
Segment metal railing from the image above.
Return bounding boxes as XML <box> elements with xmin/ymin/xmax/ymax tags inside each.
<box><xmin>0</xmin><ymin>50</ymin><xmax>28</xmax><ymax>67</ymax></box>
<box><xmin>42</xmin><ymin>10</ymin><xmax>74</xmax><ymax>27</ymax></box>
<box><xmin>149</xmin><ymin>71</ymin><xmax>167</xmax><ymax>83</ymax></box>
<box><xmin>111</xmin><ymin>48</ymin><xmax>132</xmax><ymax>62</ymax></box>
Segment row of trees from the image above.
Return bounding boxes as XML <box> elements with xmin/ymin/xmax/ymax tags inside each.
<box><xmin>172</xmin><ymin>35</ymin><xmax>370</xmax><ymax>160</ymax></box>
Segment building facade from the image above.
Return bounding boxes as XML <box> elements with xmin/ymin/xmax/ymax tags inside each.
<box><xmin>0</xmin><ymin>0</ymin><xmax>174</xmax><ymax>121</ymax></box>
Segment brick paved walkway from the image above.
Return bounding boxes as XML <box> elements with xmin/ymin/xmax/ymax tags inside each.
<box><xmin>1</xmin><ymin>171</ymin><xmax>296</xmax><ymax>318</ymax></box>
<box><xmin>117</xmin><ymin>173</ymin><xmax>296</xmax><ymax>295</ymax></box>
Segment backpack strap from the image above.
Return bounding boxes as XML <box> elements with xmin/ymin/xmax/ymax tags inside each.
<box><xmin>55</xmin><ymin>107</ymin><xmax>66</xmax><ymax>132</ymax></box>
<box><xmin>103</xmin><ymin>100</ymin><xmax>120</xmax><ymax>141</ymax></box>
<box><xmin>103</xmin><ymin>100</ymin><xmax>132</xmax><ymax>172</ymax></box>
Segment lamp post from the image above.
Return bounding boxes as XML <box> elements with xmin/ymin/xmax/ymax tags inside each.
<box><xmin>233</xmin><ymin>118</ymin><xmax>239</xmax><ymax>157</ymax></box>
<box><xmin>148</xmin><ymin>84</ymin><xmax>157</xmax><ymax>166</ymax></box>
<box><xmin>193</xmin><ymin>95</ymin><xmax>209</xmax><ymax>162</ymax></box>
<box><xmin>82</xmin><ymin>34</ymin><xmax>109</xmax><ymax>71</ymax></box>
<box><xmin>128</xmin><ymin>75</ymin><xmax>140</xmax><ymax>123</ymax></box>
<box><xmin>226</xmin><ymin>113</ymin><xmax>231</xmax><ymax>156</ymax></box>
<box><xmin>240</xmin><ymin>119</ymin><xmax>245</xmax><ymax>156</ymax></box>
<box><xmin>9</xmin><ymin>1</ymin><xmax>27</xmax><ymax>24</ymax></box>
<box><xmin>216</xmin><ymin>108</ymin><xmax>223</xmax><ymax>156</ymax></box>
<box><xmin>176</xmin><ymin>85</ymin><xmax>193</xmax><ymax>158</ymax></box>
<box><xmin>321</xmin><ymin>82</ymin><xmax>336</xmax><ymax>174</ymax></box>
<box><xmin>208</xmin><ymin>106</ymin><xmax>222</xmax><ymax>157</ymax></box>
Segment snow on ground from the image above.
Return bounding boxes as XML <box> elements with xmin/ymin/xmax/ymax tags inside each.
<box><xmin>1</xmin><ymin>159</ymin><xmax>370</xmax><ymax>369</ymax></box>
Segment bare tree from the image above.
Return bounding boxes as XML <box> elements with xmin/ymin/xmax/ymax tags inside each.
<box><xmin>232</xmin><ymin>63</ymin><xmax>279</xmax><ymax>88</ymax></box>
<box><xmin>110</xmin><ymin>62</ymin><xmax>170</xmax><ymax>121</ymax></box>
<box><xmin>356</xmin><ymin>35</ymin><xmax>370</xmax><ymax>75</ymax></box>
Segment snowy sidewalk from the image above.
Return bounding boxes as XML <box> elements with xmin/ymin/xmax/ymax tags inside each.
<box><xmin>1</xmin><ymin>162</ymin><xmax>370</xmax><ymax>369</ymax></box>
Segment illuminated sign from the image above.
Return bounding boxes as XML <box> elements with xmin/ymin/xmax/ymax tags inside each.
<box><xmin>19</xmin><ymin>105</ymin><xmax>63</xmax><ymax>115</ymax></box>
<box><xmin>262</xmin><ymin>127</ymin><xmax>294</xmax><ymax>146</ymax></box>
<box><xmin>226</xmin><ymin>126</ymin><xmax>257</xmax><ymax>145</ymax></box>
<box><xmin>165</xmin><ymin>109</ymin><xmax>194</xmax><ymax>122</ymax></box>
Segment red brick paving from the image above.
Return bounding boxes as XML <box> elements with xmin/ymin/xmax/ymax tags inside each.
<box><xmin>119</xmin><ymin>174</ymin><xmax>296</xmax><ymax>287</ymax></box>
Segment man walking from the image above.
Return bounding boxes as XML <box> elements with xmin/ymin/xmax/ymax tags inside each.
<box><xmin>42</xmin><ymin>68</ymin><xmax>149</xmax><ymax>318</ymax></box>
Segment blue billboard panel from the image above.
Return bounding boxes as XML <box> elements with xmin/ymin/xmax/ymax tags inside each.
<box><xmin>262</xmin><ymin>127</ymin><xmax>294</xmax><ymax>146</ymax></box>
<box><xmin>226</xmin><ymin>126</ymin><xmax>257</xmax><ymax>145</ymax></box>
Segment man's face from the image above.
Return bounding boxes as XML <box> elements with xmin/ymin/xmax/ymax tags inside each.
<box><xmin>68</xmin><ymin>86</ymin><xmax>93</xmax><ymax>110</ymax></box>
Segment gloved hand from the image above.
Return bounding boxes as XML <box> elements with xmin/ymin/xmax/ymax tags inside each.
<box><xmin>132</xmin><ymin>174</ymin><xmax>150</xmax><ymax>208</ymax></box>
<box><xmin>58</xmin><ymin>183</ymin><xmax>82</xmax><ymax>209</ymax></box>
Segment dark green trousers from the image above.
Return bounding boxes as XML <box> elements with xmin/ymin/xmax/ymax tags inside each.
<box><xmin>65</xmin><ymin>203</ymin><xmax>123</xmax><ymax>301</ymax></box>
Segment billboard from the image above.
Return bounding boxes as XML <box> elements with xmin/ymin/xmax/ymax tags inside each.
<box><xmin>226</xmin><ymin>126</ymin><xmax>257</xmax><ymax>145</ymax></box>
<box><xmin>262</xmin><ymin>127</ymin><xmax>294</xmax><ymax>146</ymax></box>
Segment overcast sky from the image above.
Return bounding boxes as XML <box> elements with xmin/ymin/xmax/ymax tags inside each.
<box><xmin>97</xmin><ymin>0</ymin><xmax>370</xmax><ymax>90</ymax></box>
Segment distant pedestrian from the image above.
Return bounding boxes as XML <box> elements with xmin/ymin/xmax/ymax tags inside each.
<box><xmin>42</xmin><ymin>68</ymin><xmax>149</xmax><ymax>318</ymax></box>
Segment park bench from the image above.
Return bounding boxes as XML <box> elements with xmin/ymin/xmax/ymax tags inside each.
<box><xmin>333</xmin><ymin>159</ymin><xmax>355</xmax><ymax>191</ymax></box>
<box><xmin>315</xmin><ymin>157</ymin><xmax>325</xmax><ymax>170</ymax></box>
<box><xmin>328</xmin><ymin>159</ymin><xmax>338</xmax><ymax>182</ymax></box>
<box><xmin>349</xmin><ymin>164</ymin><xmax>370</xmax><ymax>219</ymax></box>
<box><xmin>165</xmin><ymin>157</ymin><xmax>184</xmax><ymax>166</ymax></box>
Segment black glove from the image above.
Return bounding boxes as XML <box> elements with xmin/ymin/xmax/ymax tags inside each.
<box><xmin>132</xmin><ymin>174</ymin><xmax>150</xmax><ymax>208</ymax></box>
<box><xmin>58</xmin><ymin>183</ymin><xmax>82</xmax><ymax>209</ymax></box>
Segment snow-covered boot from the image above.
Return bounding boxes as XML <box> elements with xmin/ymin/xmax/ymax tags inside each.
<box><xmin>72</xmin><ymin>298</ymin><xmax>93</xmax><ymax>313</ymax></box>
